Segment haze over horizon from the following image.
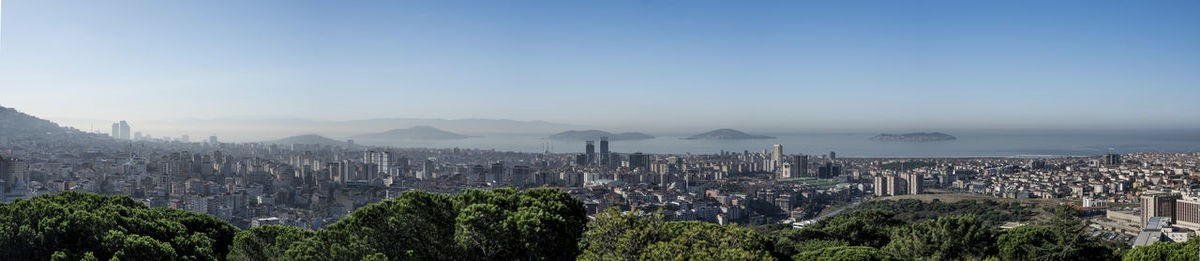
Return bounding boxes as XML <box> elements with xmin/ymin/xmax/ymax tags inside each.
<box><xmin>3</xmin><ymin>0</ymin><xmax>1200</xmax><ymax>140</ymax></box>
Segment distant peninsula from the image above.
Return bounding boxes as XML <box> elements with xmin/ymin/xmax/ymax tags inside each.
<box><xmin>684</xmin><ymin>129</ymin><xmax>774</xmax><ymax>140</ymax></box>
<box><xmin>869</xmin><ymin>132</ymin><xmax>957</xmax><ymax>142</ymax></box>
<box><xmin>354</xmin><ymin>126</ymin><xmax>470</xmax><ymax>140</ymax></box>
<box><xmin>548</xmin><ymin>130</ymin><xmax>654</xmax><ymax>141</ymax></box>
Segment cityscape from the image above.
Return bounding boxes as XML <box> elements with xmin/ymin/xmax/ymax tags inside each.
<box><xmin>3</xmin><ymin>0</ymin><xmax>1200</xmax><ymax>260</ymax></box>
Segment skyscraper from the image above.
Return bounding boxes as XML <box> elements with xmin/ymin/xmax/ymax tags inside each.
<box><xmin>490</xmin><ymin>162</ymin><xmax>505</xmax><ymax>182</ymax></box>
<box><xmin>771</xmin><ymin>144</ymin><xmax>783</xmax><ymax>169</ymax></box>
<box><xmin>599</xmin><ymin>137</ymin><xmax>610</xmax><ymax>167</ymax></box>
<box><xmin>111</xmin><ymin>123</ymin><xmax>120</xmax><ymax>138</ymax></box>
<box><xmin>585</xmin><ymin>141</ymin><xmax>596</xmax><ymax>165</ymax></box>
<box><xmin>792</xmin><ymin>154</ymin><xmax>808</xmax><ymax>177</ymax></box>
<box><xmin>119</xmin><ymin>120</ymin><xmax>130</xmax><ymax>140</ymax></box>
<box><xmin>1103</xmin><ymin>154</ymin><xmax>1122</xmax><ymax>166</ymax></box>
<box><xmin>628</xmin><ymin>152</ymin><xmax>650</xmax><ymax>170</ymax></box>
<box><xmin>209</xmin><ymin>136</ymin><xmax>219</xmax><ymax>144</ymax></box>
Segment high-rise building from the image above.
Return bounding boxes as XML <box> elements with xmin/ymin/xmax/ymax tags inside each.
<box><xmin>771</xmin><ymin>144</ymin><xmax>783</xmax><ymax>169</ymax></box>
<box><xmin>792</xmin><ymin>154</ymin><xmax>808</xmax><ymax>177</ymax></box>
<box><xmin>1103</xmin><ymin>154</ymin><xmax>1122</xmax><ymax>166</ymax></box>
<box><xmin>585</xmin><ymin>141</ymin><xmax>596</xmax><ymax>165</ymax></box>
<box><xmin>363</xmin><ymin>151</ymin><xmax>393</xmax><ymax>174</ymax></box>
<box><xmin>817</xmin><ymin>162</ymin><xmax>841</xmax><ymax>179</ymax></box>
<box><xmin>886</xmin><ymin>175</ymin><xmax>902</xmax><ymax>196</ymax></box>
<box><xmin>600</xmin><ymin>137</ymin><xmax>610</xmax><ymax>167</ymax></box>
<box><xmin>829</xmin><ymin>151</ymin><xmax>836</xmax><ymax>160</ymax></box>
<box><xmin>209</xmin><ymin>136</ymin><xmax>219</xmax><ymax>144</ymax></box>
<box><xmin>119</xmin><ymin>121</ymin><xmax>131</xmax><ymax>140</ymax></box>
<box><xmin>490</xmin><ymin>162</ymin><xmax>505</xmax><ymax>182</ymax></box>
<box><xmin>111</xmin><ymin>123</ymin><xmax>120</xmax><ymax>138</ymax></box>
<box><xmin>575</xmin><ymin>154</ymin><xmax>588</xmax><ymax>166</ymax></box>
<box><xmin>421</xmin><ymin>158</ymin><xmax>436</xmax><ymax>179</ymax></box>
<box><xmin>906</xmin><ymin>173</ymin><xmax>924</xmax><ymax>195</ymax></box>
<box><xmin>512</xmin><ymin>165</ymin><xmax>531</xmax><ymax>187</ymax></box>
<box><xmin>629</xmin><ymin>153</ymin><xmax>650</xmax><ymax>170</ymax></box>
<box><xmin>874</xmin><ymin>175</ymin><xmax>888</xmax><ymax>197</ymax></box>
<box><xmin>1141</xmin><ymin>192</ymin><xmax>1180</xmax><ymax>227</ymax></box>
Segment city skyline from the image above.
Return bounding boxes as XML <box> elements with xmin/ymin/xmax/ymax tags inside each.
<box><xmin>3</xmin><ymin>0</ymin><xmax>1200</xmax><ymax>135</ymax></box>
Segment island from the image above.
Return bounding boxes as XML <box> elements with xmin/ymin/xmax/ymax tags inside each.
<box><xmin>684</xmin><ymin>129</ymin><xmax>774</xmax><ymax>140</ymax></box>
<box><xmin>869</xmin><ymin>132</ymin><xmax>957</xmax><ymax>142</ymax></box>
<box><xmin>354</xmin><ymin>125</ymin><xmax>470</xmax><ymax>140</ymax></box>
<box><xmin>548</xmin><ymin>130</ymin><xmax>654</xmax><ymax>141</ymax></box>
<box><xmin>268</xmin><ymin>134</ymin><xmax>348</xmax><ymax>146</ymax></box>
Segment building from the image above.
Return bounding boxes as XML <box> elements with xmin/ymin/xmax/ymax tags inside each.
<box><xmin>117</xmin><ymin>120</ymin><xmax>130</xmax><ymax>140</ymax></box>
<box><xmin>1134</xmin><ymin>216</ymin><xmax>1191</xmax><ymax>247</ymax></box>
<box><xmin>817</xmin><ymin>162</ymin><xmax>841</xmax><ymax>179</ymax></box>
<box><xmin>1142</xmin><ymin>192</ymin><xmax>1181</xmax><ymax>227</ymax></box>
<box><xmin>628</xmin><ymin>153</ymin><xmax>650</xmax><ymax>171</ymax></box>
<box><xmin>1102</xmin><ymin>154</ymin><xmax>1122</xmax><ymax>166</ymax></box>
<box><xmin>874</xmin><ymin>175</ymin><xmax>888</xmax><ymax>197</ymax></box>
<box><xmin>512</xmin><ymin>165</ymin><xmax>531</xmax><ymax>187</ymax></box>
<box><xmin>906</xmin><ymin>173</ymin><xmax>924</xmax><ymax>195</ymax></box>
<box><xmin>421</xmin><ymin>158</ymin><xmax>435</xmax><ymax>179</ymax></box>
<box><xmin>490</xmin><ymin>162</ymin><xmax>505</xmax><ymax>182</ymax></box>
<box><xmin>1175</xmin><ymin>198</ymin><xmax>1200</xmax><ymax>231</ymax></box>
<box><xmin>792</xmin><ymin>155</ymin><xmax>808</xmax><ymax>177</ymax></box>
<box><xmin>599</xmin><ymin>137</ymin><xmax>610</xmax><ymax>168</ymax></box>
<box><xmin>209</xmin><ymin>136</ymin><xmax>219</xmax><ymax>144</ymax></box>
<box><xmin>771</xmin><ymin>144</ymin><xmax>783</xmax><ymax>170</ymax></box>
<box><xmin>585</xmin><ymin>141</ymin><xmax>596</xmax><ymax>166</ymax></box>
<box><xmin>111</xmin><ymin>123</ymin><xmax>120</xmax><ymax>138</ymax></box>
<box><xmin>363</xmin><ymin>151</ymin><xmax>393</xmax><ymax>175</ymax></box>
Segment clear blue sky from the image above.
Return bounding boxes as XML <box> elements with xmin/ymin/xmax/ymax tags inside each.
<box><xmin>2</xmin><ymin>0</ymin><xmax>1199</xmax><ymax>133</ymax></box>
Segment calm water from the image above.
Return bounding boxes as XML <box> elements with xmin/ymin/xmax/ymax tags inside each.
<box><xmin>356</xmin><ymin>130</ymin><xmax>1200</xmax><ymax>157</ymax></box>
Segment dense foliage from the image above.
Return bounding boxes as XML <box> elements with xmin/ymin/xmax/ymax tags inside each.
<box><xmin>855</xmin><ymin>198</ymin><xmax>1035</xmax><ymax>225</ymax></box>
<box><xmin>281</xmin><ymin>187</ymin><xmax>588</xmax><ymax>260</ymax></box>
<box><xmin>579</xmin><ymin>208</ymin><xmax>778</xmax><ymax>260</ymax></box>
<box><xmin>1123</xmin><ymin>237</ymin><xmax>1200</xmax><ymax>261</ymax></box>
<box><xmin>5</xmin><ymin>190</ymin><xmax>1160</xmax><ymax>260</ymax></box>
<box><xmin>0</xmin><ymin>191</ymin><xmax>238</xmax><ymax>261</ymax></box>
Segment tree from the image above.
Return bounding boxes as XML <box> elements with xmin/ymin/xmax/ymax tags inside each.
<box><xmin>773</xmin><ymin>208</ymin><xmax>903</xmax><ymax>256</ymax></box>
<box><xmin>0</xmin><ymin>192</ymin><xmax>237</xmax><ymax>261</ymax></box>
<box><xmin>1122</xmin><ymin>237</ymin><xmax>1199</xmax><ymax>261</ymax></box>
<box><xmin>227</xmin><ymin>225</ymin><xmax>314</xmax><ymax>261</ymax></box>
<box><xmin>579</xmin><ymin>208</ymin><xmax>777</xmax><ymax>261</ymax></box>
<box><xmin>882</xmin><ymin>215</ymin><xmax>996</xmax><ymax>260</ymax></box>
<box><xmin>793</xmin><ymin>246</ymin><xmax>898</xmax><ymax>261</ymax></box>
<box><xmin>281</xmin><ymin>188</ymin><xmax>586</xmax><ymax>261</ymax></box>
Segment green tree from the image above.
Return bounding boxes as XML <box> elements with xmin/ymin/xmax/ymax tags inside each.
<box><xmin>882</xmin><ymin>215</ymin><xmax>996</xmax><ymax>260</ymax></box>
<box><xmin>281</xmin><ymin>188</ymin><xmax>586</xmax><ymax>261</ymax></box>
<box><xmin>227</xmin><ymin>225</ymin><xmax>314</xmax><ymax>261</ymax></box>
<box><xmin>793</xmin><ymin>246</ymin><xmax>899</xmax><ymax>261</ymax></box>
<box><xmin>579</xmin><ymin>208</ymin><xmax>776</xmax><ymax>261</ymax></box>
<box><xmin>1122</xmin><ymin>237</ymin><xmax>1200</xmax><ymax>261</ymax></box>
<box><xmin>0</xmin><ymin>192</ymin><xmax>237</xmax><ymax>261</ymax></box>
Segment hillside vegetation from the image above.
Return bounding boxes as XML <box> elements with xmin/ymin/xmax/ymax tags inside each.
<box><xmin>1</xmin><ymin>190</ymin><xmax>1188</xmax><ymax>260</ymax></box>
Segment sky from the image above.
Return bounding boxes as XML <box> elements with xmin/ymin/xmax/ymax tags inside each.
<box><xmin>2</xmin><ymin>0</ymin><xmax>1199</xmax><ymax>138</ymax></box>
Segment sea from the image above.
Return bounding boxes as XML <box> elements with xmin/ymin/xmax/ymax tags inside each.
<box><xmin>354</xmin><ymin>129</ymin><xmax>1200</xmax><ymax>158</ymax></box>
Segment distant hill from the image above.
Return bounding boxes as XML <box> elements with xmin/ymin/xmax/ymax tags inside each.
<box><xmin>354</xmin><ymin>126</ymin><xmax>470</xmax><ymax>140</ymax></box>
<box><xmin>869</xmin><ymin>132</ymin><xmax>956</xmax><ymax>142</ymax></box>
<box><xmin>0</xmin><ymin>105</ymin><xmax>75</xmax><ymax>137</ymax></box>
<box><xmin>684</xmin><ymin>129</ymin><xmax>774</xmax><ymax>140</ymax></box>
<box><xmin>548</xmin><ymin>130</ymin><xmax>654</xmax><ymax>141</ymax></box>
<box><xmin>268</xmin><ymin>134</ymin><xmax>347</xmax><ymax>146</ymax></box>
